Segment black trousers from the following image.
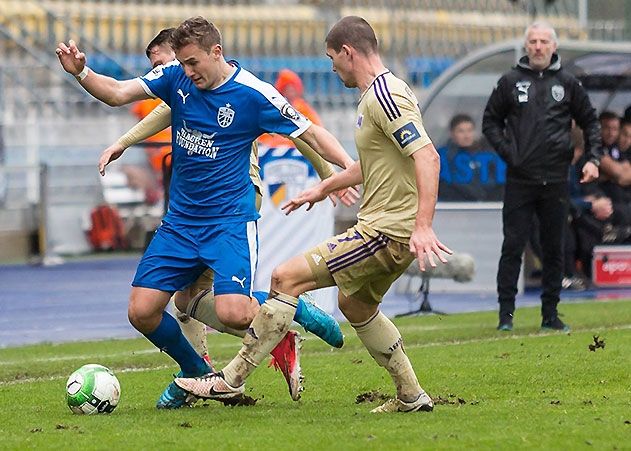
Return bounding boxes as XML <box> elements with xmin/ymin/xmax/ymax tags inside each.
<box><xmin>497</xmin><ymin>181</ymin><xmax>569</xmax><ymax>319</ymax></box>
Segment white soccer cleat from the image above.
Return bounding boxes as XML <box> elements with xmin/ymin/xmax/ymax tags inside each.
<box><xmin>174</xmin><ymin>372</ymin><xmax>244</xmax><ymax>400</ymax></box>
<box><xmin>370</xmin><ymin>391</ymin><xmax>434</xmax><ymax>413</ymax></box>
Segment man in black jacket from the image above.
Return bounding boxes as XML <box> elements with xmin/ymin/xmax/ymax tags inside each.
<box><xmin>483</xmin><ymin>21</ymin><xmax>602</xmax><ymax>332</ymax></box>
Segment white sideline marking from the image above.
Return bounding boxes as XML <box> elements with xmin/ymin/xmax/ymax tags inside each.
<box><xmin>0</xmin><ymin>365</ymin><xmax>173</xmax><ymax>386</ymax></box>
<box><xmin>0</xmin><ymin>341</ymin><xmax>243</xmax><ymax>366</ymax></box>
<box><xmin>2</xmin><ymin>324</ymin><xmax>630</xmax><ymax>386</ymax></box>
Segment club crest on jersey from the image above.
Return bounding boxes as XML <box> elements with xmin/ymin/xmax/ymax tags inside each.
<box><xmin>551</xmin><ymin>85</ymin><xmax>565</xmax><ymax>102</ymax></box>
<box><xmin>281</xmin><ymin>103</ymin><xmax>302</xmax><ymax>121</ymax></box>
<box><xmin>217</xmin><ymin>104</ymin><xmax>235</xmax><ymax>128</ymax></box>
<box><xmin>516</xmin><ymin>81</ymin><xmax>531</xmax><ymax>103</ymax></box>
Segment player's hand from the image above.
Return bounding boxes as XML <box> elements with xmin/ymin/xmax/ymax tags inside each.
<box><xmin>328</xmin><ymin>186</ymin><xmax>360</xmax><ymax>207</ymax></box>
<box><xmin>281</xmin><ymin>185</ymin><xmax>327</xmax><ymax>215</ymax></box>
<box><xmin>55</xmin><ymin>40</ymin><xmax>86</xmax><ymax>76</ymax></box>
<box><xmin>409</xmin><ymin>225</ymin><xmax>453</xmax><ymax>272</ymax></box>
<box><xmin>98</xmin><ymin>143</ymin><xmax>126</xmax><ymax>176</ymax></box>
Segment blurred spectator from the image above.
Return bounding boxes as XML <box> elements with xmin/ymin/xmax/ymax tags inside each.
<box><xmin>619</xmin><ymin>120</ymin><xmax>631</xmax><ymax>155</ymax></box>
<box><xmin>566</xmin><ymin>138</ymin><xmax>613</xmax><ymax>285</ymax></box>
<box><xmin>598</xmin><ymin>118</ymin><xmax>631</xmax><ymax>186</ymax></box>
<box><xmin>624</xmin><ymin>104</ymin><xmax>631</xmax><ymax>122</ymax></box>
<box><xmin>597</xmin><ymin>119</ymin><xmax>631</xmax><ymax>243</ymax></box>
<box><xmin>258</xmin><ymin>69</ymin><xmax>321</xmax><ymax>148</ymax></box>
<box><xmin>482</xmin><ymin>21</ymin><xmax>602</xmax><ymax>332</ymax></box>
<box><xmin>599</xmin><ymin>111</ymin><xmax>620</xmax><ymax>156</ymax></box>
<box><xmin>437</xmin><ymin>113</ymin><xmax>505</xmax><ymax>201</ymax></box>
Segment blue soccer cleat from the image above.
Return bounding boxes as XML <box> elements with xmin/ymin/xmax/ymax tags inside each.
<box><xmin>294</xmin><ymin>292</ymin><xmax>344</xmax><ymax>348</ymax></box>
<box><xmin>156</xmin><ymin>364</ymin><xmax>212</xmax><ymax>409</ymax></box>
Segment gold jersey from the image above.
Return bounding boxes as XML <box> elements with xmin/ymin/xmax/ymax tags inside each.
<box><xmin>355</xmin><ymin>71</ymin><xmax>432</xmax><ymax>242</ymax></box>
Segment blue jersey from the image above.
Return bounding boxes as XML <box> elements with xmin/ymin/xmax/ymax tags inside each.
<box><xmin>138</xmin><ymin>61</ymin><xmax>311</xmax><ymax>225</ymax></box>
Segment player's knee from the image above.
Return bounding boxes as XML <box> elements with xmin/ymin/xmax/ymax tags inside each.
<box><xmin>215</xmin><ymin>296</ymin><xmax>254</xmax><ymax>329</ymax></box>
<box><xmin>128</xmin><ymin>296</ymin><xmax>161</xmax><ymax>333</ymax></box>
<box><xmin>127</xmin><ymin>306</ymin><xmax>154</xmax><ymax>333</ymax></box>
<box><xmin>173</xmin><ymin>291</ymin><xmax>189</xmax><ymax>314</ymax></box>
<box><xmin>270</xmin><ymin>263</ymin><xmax>299</xmax><ymax>294</ymax></box>
<box><xmin>338</xmin><ymin>296</ymin><xmax>378</xmax><ymax>324</ymax></box>
<box><xmin>338</xmin><ymin>296</ymin><xmax>352</xmax><ymax>316</ymax></box>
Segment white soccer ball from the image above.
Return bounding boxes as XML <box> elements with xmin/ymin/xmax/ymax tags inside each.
<box><xmin>66</xmin><ymin>364</ymin><xmax>121</xmax><ymax>414</ymax></box>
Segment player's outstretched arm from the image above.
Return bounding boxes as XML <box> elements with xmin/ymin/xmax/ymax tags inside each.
<box><xmin>282</xmin><ymin>161</ymin><xmax>362</xmax><ymax>214</ymax></box>
<box><xmin>291</xmin><ymin>136</ymin><xmax>335</xmax><ymax>179</ymax></box>
<box><xmin>297</xmin><ymin>124</ymin><xmax>355</xmax><ymax>170</ymax></box>
<box><xmin>98</xmin><ymin>102</ymin><xmax>172</xmax><ymax>175</ymax></box>
<box><xmin>599</xmin><ymin>155</ymin><xmax>631</xmax><ymax>186</ymax></box>
<box><xmin>56</xmin><ymin>40</ymin><xmax>149</xmax><ymax>106</ymax></box>
<box><xmin>291</xmin><ymin>137</ymin><xmax>359</xmax><ymax>207</ymax></box>
<box><xmin>409</xmin><ymin>143</ymin><xmax>452</xmax><ymax>271</ymax></box>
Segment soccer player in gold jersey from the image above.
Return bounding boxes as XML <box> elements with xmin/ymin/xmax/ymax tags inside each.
<box><xmin>176</xmin><ymin>16</ymin><xmax>451</xmax><ymax>413</ymax></box>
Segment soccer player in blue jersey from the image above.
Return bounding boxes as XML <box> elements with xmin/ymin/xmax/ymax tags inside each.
<box><xmin>97</xmin><ymin>27</ymin><xmax>351</xmax><ymax>405</ymax></box>
<box><xmin>56</xmin><ymin>16</ymin><xmax>355</xmax><ymax>408</ymax></box>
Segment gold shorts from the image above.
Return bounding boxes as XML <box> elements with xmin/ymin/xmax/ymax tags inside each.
<box><xmin>305</xmin><ymin>223</ymin><xmax>414</xmax><ymax>303</ymax></box>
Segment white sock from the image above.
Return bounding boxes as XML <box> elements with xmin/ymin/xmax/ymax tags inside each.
<box><xmin>222</xmin><ymin>292</ymin><xmax>297</xmax><ymax>387</ymax></box>
<box><xmin>172</xmin><ymin>301</ymin><xmax>209</xmax><ymax>359</ymax></box>
<box><xmin>352</xmin><ymin>311</ymin><xmax>423</xmax><ymax>402</ymax></box>
<box><xmin>187</xmin><ymin>289</ymin><xmax>246</xmax><ymax>339</ymax></box>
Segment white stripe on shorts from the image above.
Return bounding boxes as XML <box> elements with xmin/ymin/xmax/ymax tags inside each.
<box><xmin>247</xmin><ymin>221</ymin><xmax>258</xmax><ymax>297</ymax></box>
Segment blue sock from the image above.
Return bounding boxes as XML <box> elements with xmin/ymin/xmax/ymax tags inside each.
<box><xmin>145</xmin><ymin>312</ymin><xmax>209</xmax><ymax>377</ymax></box>
<box><xmin>253</xmin><ymin>291</ymin><xmax>304</xmax><ymax>318</ymax></box>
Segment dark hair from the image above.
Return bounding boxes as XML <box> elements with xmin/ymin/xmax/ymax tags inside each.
<box><xmin>170</xmin><ymin>16</ymin><xmax>222</xmax><ymax>53</ymax></box>
<box><xmin>325</xmin><ymin>16</ymin><xmax>378</xmax><ymax>55</ymax></box>
<box><xmin>598</xmin><ymin>111</ymin><xmax>619</xmax><ymax>123</ymax></box>
<box><xmin>624</xmin><ymin>104</ymin><xmax>631</xmax><ymax>121</ymax></box>
<box><xmin>449</xmin><ymin>114</ymin><xmax>474</xmax><ymax>131</ymax></box>
<box><xmin>145</xmin><ymin>28</ymin><xmax>175</xmax><ymax>59</ymax></box>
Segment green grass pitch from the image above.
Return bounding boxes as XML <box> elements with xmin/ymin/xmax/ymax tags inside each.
<box><xmin>1</xmin><ymin>300</ymin><xmax>629</xmax><ymax>450</ymax></box>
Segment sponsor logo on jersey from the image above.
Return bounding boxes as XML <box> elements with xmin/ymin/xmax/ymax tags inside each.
<box><xmin>311</xmin><ymin>253</ymin><xmax>322</xmax><ymax>265</ymax></box>
<box><xmin>281</xmin><ymin>103</ymin><xmax>302</xmax><ymax>121</ymax></box>
<box><xmin>551</xmin><ymin>84</ymin><xmax>565</xmax><ymax>102</ymax></box>
<box><xmin>176</xmin><ymin>121</ymin><xmax>220</xmax><ymax>159</ymax></box>
<box><xmin>327</xmin><ymin>242</ymin><xmax>337</xmax><ymax>252</ymax></box>
<box><xmin>356</xmin><ymin>114</ymin><xmax>363</xmax><ymax>128</ymax></box>
<box><xmin>393</xmin><ymin>122</ymin><xmax>421</xmax><ymax>148</ymax></box>
<box><xmin>144</xmin><ymin>66</ymin><xmax>164</xmax><ymax>81</ymax></box>
<box><xmin>177</xmin><ymin>89</ymin><xmax>190</xmax><ymax>104</ymax></box>
<box><xmin>516</xmin><ymin>81</ymin><xmax>531</xmax><ymax>103</ymax></box>
<box><xmin>217</xmin><ymin>104</ymin><xmax>235</xmax><ymax>128</ymax></box>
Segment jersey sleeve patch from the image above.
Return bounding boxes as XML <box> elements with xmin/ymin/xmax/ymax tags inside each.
<box><xmin>393</xmin><ymin>122</ymin><xmax>421</xmax><ymax>148</ymax></box>
<box><xmin>280</xmin><ymin>103</ymin><xmax>304</xmax><ymax>121</ymax></box>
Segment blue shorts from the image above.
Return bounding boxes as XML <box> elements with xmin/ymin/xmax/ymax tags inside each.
<box><xmin>132</xmin><ymin>219</ymin><xmax>258</xmax><ymax>296</ymax></box>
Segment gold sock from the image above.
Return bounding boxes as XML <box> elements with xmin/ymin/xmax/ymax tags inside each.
<box><xmin>172</xmin><ymin>302</ymin><xmax>209</xmax><ymax>358</ymax></box>
<box><xmin>352</xmin><ymin>311</ymin><xmax>422</xmax><ymax>402</ymax></box>
<box><xmin>222</xmin><ymin>292</ymin><xmax>298</xmax><ymax>387</ymax></box>
<box><xmin>186</xmin><ymin>289</ymin><xmax>246</xmax><ymax>339</ymax></box>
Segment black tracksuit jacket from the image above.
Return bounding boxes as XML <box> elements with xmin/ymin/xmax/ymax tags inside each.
<box><xmin>483</xmin><ymin>54</ymin><xmax>603</xmax><ymax>184</ymax></box>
